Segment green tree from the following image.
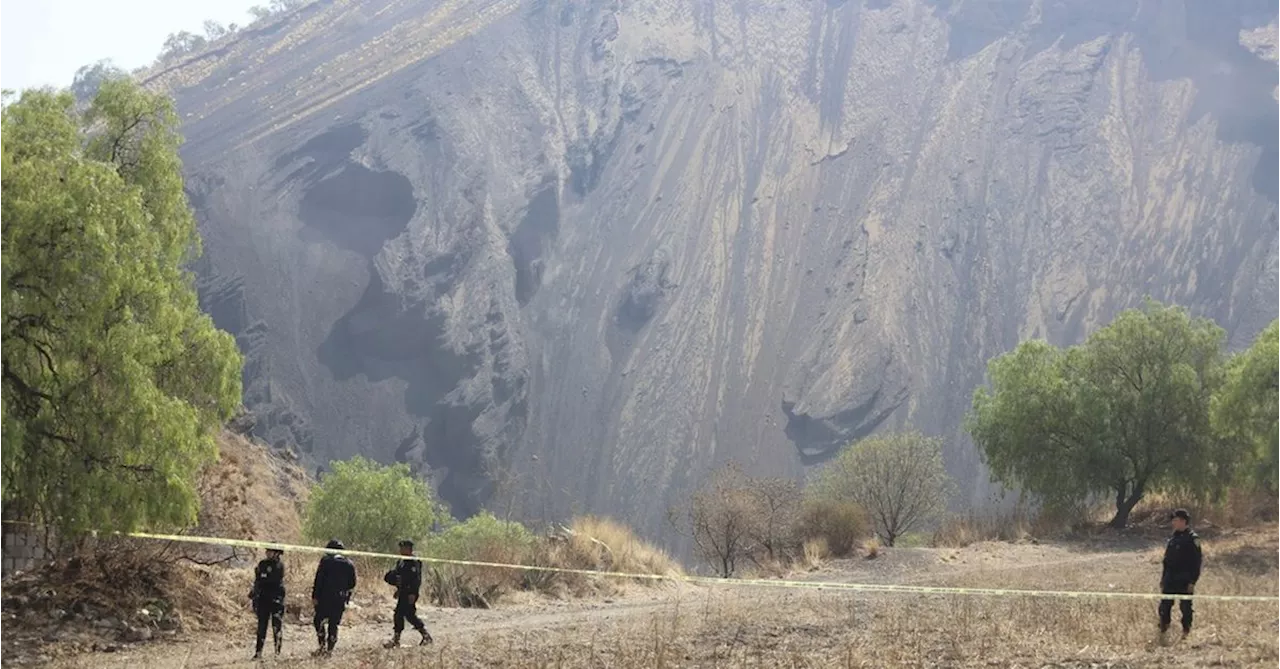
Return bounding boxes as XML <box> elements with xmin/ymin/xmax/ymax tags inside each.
<box><xmin>158</xmin><ymin>31</ymin><xmax>207</xmax><ymax>63</ymax></box>
<box><xmin>967</xmin><ymin>301</ymin><xmax>1228</xmax><ymax>528</ymax></box>
<box><xmin>809</xmin><ymin>431</ymin><xmax>951</xmax><ymax>546</ymax></box>
<box><xmin>303</xmin><ymin>457</ymin><xmax>443</xmax><ymax>551</ymax></box>
<box><xmin>269</xmin><ymin>0</ymin><xmax>307</xmax><ymax>13</ymax></box>
<box><xmin>1</xmin><ymin>82</ymin><xmax>242</xmax><ymax>536</ymax></box>
<box><xmin>202</xmin><ymin>20</ymin><xmax>229</xmax><ymax>41</ymax></box>
<box><xmin>1213</xmin><ymin>320</ymin><xmax>1279</xmax><ymax>494</ymax></box>
<box><xmin>70</xmin><ymin>59</ymin><xmax>127</xmax><ymax>105</ymax></box>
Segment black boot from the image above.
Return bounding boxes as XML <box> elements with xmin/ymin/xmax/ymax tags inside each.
<box><xmin>419</xmin><ymin>629</ymin><xmax>434</xmax><ymax>645</ymax></box>
<box><xmin>383</xmin><ymin>632</ymin><xmax>401</xmax><ymax>649</ymax></box>
<box><xmin>274</xmin><ymin>628</ymin><xmax>283</xmax><ymax>654</ymax></box>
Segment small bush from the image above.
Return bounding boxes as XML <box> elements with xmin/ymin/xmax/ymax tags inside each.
<box><xmin>810</xmin><ymin>431</ymin><xmax>952</xmax><ymax>546</ymax></box>
<box><xmin>795</xmin><ymin>499</ymin><xmax>870</xmax><ymax>557</ymax></box>
<box><xmin>303</xmin><ymin>456</ymin><xmax>442</xmax><ymax>552</ymax></box>
<box><xmin>862</xmin><ymin>537</ymin><xmax>881</xmax><ymax>560</ymax></box>
<box><xmin>422</xmin><ymin>512</ymin><xmax>535</xmax><ymax>607</ymax></box>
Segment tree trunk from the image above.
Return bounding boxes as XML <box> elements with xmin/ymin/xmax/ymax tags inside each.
<box><xmin>1110</xmin><ymin>485</ymin><xmax>1143</xmax><ymax>528</ymax></box>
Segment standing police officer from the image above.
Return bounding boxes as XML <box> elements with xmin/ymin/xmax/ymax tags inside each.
<box><xmin>249</xmin><ymin>545</ymin><xmax>286</xmax><ymax>660</ymax></box>
<box><xmin>1159</xmin><ymin>509</ymin><xmax>1202</xmax><ymax>639</ymax></box>
<box><xmin>311</xmin><ymin>539</ymin><xmax>357</xmax><ymax>656</ymax></box>
<box><xmin>383</xmin><ymin>539</ymin><xmax>433</xmax><ymax>647</ymax></box>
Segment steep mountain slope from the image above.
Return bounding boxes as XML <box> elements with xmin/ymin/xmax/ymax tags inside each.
<box><xmin>162</xmin><ymin>0</ymin><xmax>1278</xmax><ymax>541</ymax></box>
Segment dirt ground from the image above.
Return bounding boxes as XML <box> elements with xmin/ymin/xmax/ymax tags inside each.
<box><xmin>30</xmin><ymin>525</ymin><xmax>1278</xmax><ymax>669</ymax></box>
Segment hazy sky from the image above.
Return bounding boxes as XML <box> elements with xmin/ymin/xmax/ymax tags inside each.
<box><xmin>2</xmin><ymin>0</ymin><xmax>262</xmax><ymax>92</ymax></box>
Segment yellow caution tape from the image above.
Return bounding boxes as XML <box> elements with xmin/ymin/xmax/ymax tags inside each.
<box><xmin>96</xmin><ymin>530</ymin><xmax>1272</xmax><ymax>604</ymax></box>
<box><xmin>115</xmin><ymin>532</ymin><xmax>1280</xmax><ymax>603</ymax></box>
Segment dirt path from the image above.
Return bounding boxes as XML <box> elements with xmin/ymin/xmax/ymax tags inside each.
<box><xmin>47</xmin><ymin>585</ymin><xmax>691</xmax><ymax>668</ymax></box>
<box><xmin>47</xmin><ymin>545</ymin><xmax>1169</xmax><ymax>669</ymax></box>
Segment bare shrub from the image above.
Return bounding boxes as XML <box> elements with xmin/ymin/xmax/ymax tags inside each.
<box><xmin>743</xmin><ymin>477</ymin><xmax>802</xmax><ymax>565</ymax></box>
<box><xmin>795</xmin><ymin>498</ymin><xmax>870</xmax><ymax>557</ymax></box>
<box><xmin>810</xmin><ymin>431</ymin><xmax>952</xmax><ymax>546</ymax></box>
<box><xmin>672</xmin><ymin>463</ymin><xmax>757</xmax><ymax>577</ymax></box>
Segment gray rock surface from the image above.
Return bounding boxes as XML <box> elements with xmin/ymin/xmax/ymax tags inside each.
<box><xmin>156</xmin><ymin>0</ymin><xmax>1277</xmax><ymax>543</ymax></box>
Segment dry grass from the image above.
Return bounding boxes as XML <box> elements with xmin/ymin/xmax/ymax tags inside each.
<box><xmin>565</xmin><ymin>516</ymin><xmax>682</xmax><ymax>578</ymax></box>
<box><xmin>798</xmin><ymin>538</ymin><xmax>829</xmax><ymax>571</ymax></box>
<box><xmin>861</xmin><ymin>537</ymin><xmax>882</xmax><ymax>560</ymax></box>
<box><xmin>34</xmin><ymin>525</ymin><xmax>1279</xmax><ymax>668</ymax></box>
<box><xmin>196</xmin><ymin>431</ymin><xmax>310</xmax><ymax>546</ymax></box>
<box><xmin>931</xmin><ymin>508</ymin><xmax>1038</xmax><ymax>548</ymax></box>
<box><xmin>525</xmin><ymin>516</ymin><xmax>682</xmax><ymax>598</ymax></box>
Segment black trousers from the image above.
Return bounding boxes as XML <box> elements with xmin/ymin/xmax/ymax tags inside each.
<box><xmin>254</xmin><ymin>599</ymin><xmax>283</xmax><ymax>653</ymax></box>
<box><xmin>313</xmin><ymin>600</ymin><xmax>346</xmax><ymax>650</ymax></box>
<box><xmin>393</xmin><ymin>595</ymin><xmax>426</xmax><ymax>634</ymax></box>
<box><xmin>1158</xmin><ymin>582</ymin><xmax>1193</xmax><ymax>632</ymax></box>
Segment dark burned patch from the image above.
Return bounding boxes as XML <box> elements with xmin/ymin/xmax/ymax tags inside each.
<box><xmin>316</xmin><ymin>269</ymin><xmax>496</xmax><ymax>517</ymax></box>
<box><xmin>281</xmin><ymin>124</ymin><xmax>418</xmax><ymax>257</ymax></box>
<box><xmin>568</xmin><ymin>115</ymin><xmax>626</xmax><ymax>197</ymax></box>
<box><xmin>508</xmin><ymin>178</ymin><xmax>560</xmax><ymax>306</ymax></box>
<box><xmin>298</xmin><ymin>165</ymin><xmax>416</xmax><ymax>256</ymax></box>
<box><xmin>781</xmin><ymin>387</ymin><xmax>906</xmax><ymax>465</ymax></box>
<box><xmin>614</xmin><ymin>251</ymin><xmax>676</xmax><ymax>334</ymax></box>
<box><xmin>281</xmin><ymin>122</ymin><xmax>506</xmax><ymax>516</ymax></box>
<box><xmin>274</xmin><ymin>122</ymin><xmax>366</xmax><ymax>170</ymax></box>
<box><xmin>318</xmin><ymin>273</ymin><xmax>482</xmax><ymax>407</ymax></box>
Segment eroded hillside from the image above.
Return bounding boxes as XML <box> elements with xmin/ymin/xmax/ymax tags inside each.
<box><xmin>163</xmin><ymin>0</ymin><xmax>1279</xmax><ymax>540</ymax></box>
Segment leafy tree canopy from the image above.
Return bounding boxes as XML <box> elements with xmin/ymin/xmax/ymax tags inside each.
<box><xmin>1213</xmin><ymin>320</ymin><xmax>1279</xmax><ymax>494</ymax></box>
<box><xmin>303</xmin><ymin>456</ymin><xmax>445</xmax><ymax>551</ymax></box>
<box><xmin>966</xmin><ymin>300</ymin><xmax>1228</xmax><ymax>527</ymax></box>
<box><xmin>1</xmin><ymin>81</ymin><xmax>242</xmax><ymax>535</ymax></box>
<box><xmin>70</xmin><ymin>59</ymin><xmax>127</xmax><ymax>105</ymax></box>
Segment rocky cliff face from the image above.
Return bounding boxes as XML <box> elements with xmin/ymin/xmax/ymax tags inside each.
<box><xmin>161</xmin><ymin>0</ymin><xmax>1278</xmax><ymax>541</ymax></box>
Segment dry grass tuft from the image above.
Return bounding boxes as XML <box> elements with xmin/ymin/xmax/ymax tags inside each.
<box><xmin>565</xmin><ymin>516</ymin><xmax>682</xmax><ymax>579</ymax></box>
<box><xmin>525</xmin><ymin>516</ymin><xmax>682</xmax><ymax>597</ymax></box>
<box><xmin>861</xmin><ymin>537</ymin><xmax>881</xmax><ymax>560</ymax></box>
<box><xmin>799</xmin><ymin>538</ymin><xmax>829</xmax><ymax>571</ymax></box>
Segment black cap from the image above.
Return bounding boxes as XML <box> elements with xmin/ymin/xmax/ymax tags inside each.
<box><xmin>398</xmin><ymin>539</ymin><xmax>414</xmax><ymax>549</ymax></box>
<box><xmin>266</xmin><ymin>544</ymin><xmax>284</xmax><ymax>554</ymax></box>
<box><xmin>1171</xmin><ymin>509</ymin><xmax>1191</xmax><ymax>522</ymax></box>
<box><xmin>325</xmin><ymin>539</ymin><xmax>344</xmax><ymax>550</ymax></box>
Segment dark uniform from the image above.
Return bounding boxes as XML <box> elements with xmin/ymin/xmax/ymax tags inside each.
<box><xmin>1159</xmin><ymin>522</ymin><xmax>1202</xmax><ymax>635</ymax></box>
<box><xmin>383</xmin><ymin>539</ymin><xmax>432</xmax><ymax>647</ymax></box>
<box><xmin>249</xmin><ymin>549</ymin><xmax>286</xmax><ymax>658</ymax></box>
<box><xmin>311</xmin><ymin>540</ymin><xmax>357</xmax><ymax>655</ymax></box>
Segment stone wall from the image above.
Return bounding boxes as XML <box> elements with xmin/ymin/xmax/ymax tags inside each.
<box><xmin>1</xmin><ymin>526</ymin><xmax>50</xmax><ymax>578</ymax></box>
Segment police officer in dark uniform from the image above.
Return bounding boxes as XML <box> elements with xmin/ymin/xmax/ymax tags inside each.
<box><xmin>1159</xmin><ymin>509</ymin><xmax>1202</xmax><ymax>639</ymax></box>
<box><xmin>311</xmin><ymin>539</ymin><xmax>357</xmax><ymax>656</ymax></box>
<box><xmin>382</xmin><ymin>539</ymin><xmax>433</xmax><ymax>648</ymax></box>
<box><xmin>249</xmin><ymin>545</ymin><xmax>286</xmax><ymax>659</ymax></box>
